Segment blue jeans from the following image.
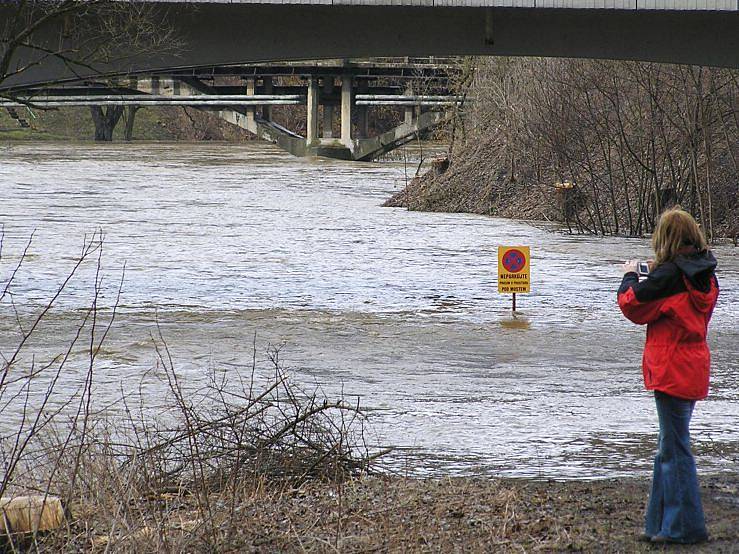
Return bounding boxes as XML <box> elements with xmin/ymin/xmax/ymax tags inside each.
<box><xmin>645</xmin><ymin>391</ymin><xmax>708</xmax><ymax>543</ymax></box>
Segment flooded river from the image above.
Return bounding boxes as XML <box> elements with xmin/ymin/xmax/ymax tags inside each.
<box><xmin>1</xmin><ymin>142</ymin><xmax>737</xmax><ymax>479</ymax></box>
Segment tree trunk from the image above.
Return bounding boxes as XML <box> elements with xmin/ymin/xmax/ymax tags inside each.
<box><xmin>90</xmin><ymin>106</ymin><xmax>124</xmax><ymax>141</ymax></box>
<box><xmin>124</xmin><ymin>106</ymin><xmax>139</xmax><ymax>141</ymax></box>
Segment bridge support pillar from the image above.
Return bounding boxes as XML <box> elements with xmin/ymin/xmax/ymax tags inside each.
<box><xmin>322</xmin><ymin>77</ymin><xmax>334</xmax><ymax>139</ymax></box>
<box><xmin>340</xmin><ymin>74</ymin><xmax>352</xmax><ymax>149</ymax></box>
<box><xmin>403</xmin><ymin>85</ymin><xmax>416</xmax><ymax>129</ymax></box>
<box><xmin>404</xmin><ymin>107</ymin><xmax>415</xmax><ymax>127</ymax></box>
<box><xmin>262</xmin><ymin>76</ymin><xmax>273</xmax><ymax>122</ymax></box>
<box><xmin>245</xmin><ymin>78</ymin><xmax>256</xmax><ymax>129</ymax></box>
<box><xmin>357</xmin><ymin>80</ymin><xmax>369</xmax><ymax>139</ymax></box>
<box><xmin>306</xmin><ymin>76</ymin><xmax>319</xmax><ymax>146</ymax></box>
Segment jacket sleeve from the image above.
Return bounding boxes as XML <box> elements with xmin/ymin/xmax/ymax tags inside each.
<box><xmin>617</xmin><ymin>265</ymin><xmax>674</xmax><ymax>325</ymax></box>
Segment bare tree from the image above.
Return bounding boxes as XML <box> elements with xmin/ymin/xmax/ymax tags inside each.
<box><xmin>1</xmin><ymin>1</ymin><xmax>180</xmax><ymax>96</ymax></box>
<box><xmin>451</xmin><ymin>58</ymin><xmax>738</xmax><ymax>239</ymax></box>
<box><xmin>1</xmin><ymin>1</ymin><xmax>182</xmax><ymax>141</ymax></box>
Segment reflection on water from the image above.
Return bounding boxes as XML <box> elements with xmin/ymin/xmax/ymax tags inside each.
<box><xmin>0</xmin><ymin>141</ymin><xmax>737</xmax><ymax>479</ymax></box>
<box><xmin>498</xmin><ymin>315</ymin><xmax>531</xmax><ymax>330</ymax></box>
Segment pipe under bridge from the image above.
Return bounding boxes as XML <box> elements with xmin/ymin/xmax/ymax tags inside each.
<box><xmin>5</xmin><ymin>60</ymin><xmax>460</xmax><ymax>161</ymax></box>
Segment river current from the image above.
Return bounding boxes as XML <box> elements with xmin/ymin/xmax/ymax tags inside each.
<box><xmin>1</xmin><ymin>142</ymin><xmax>737</xmax><ymax>479</ymax></box>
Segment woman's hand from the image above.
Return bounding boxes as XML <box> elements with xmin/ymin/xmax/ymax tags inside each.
<box><xmin>622</xmin><ymin>260</ymin><xmax>639</xmax><ymax>274</ymax></box>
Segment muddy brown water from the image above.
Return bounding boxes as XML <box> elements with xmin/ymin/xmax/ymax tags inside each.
<box><xmin>1</xmin><ymin>142</ymin><xmax>737</xmax><ymax>479</ymax></box>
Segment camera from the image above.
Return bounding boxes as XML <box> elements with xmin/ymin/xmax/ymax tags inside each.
<box><xmin>637</xmin><ymin>262</ymin><xmax>651</xmax><ymax>276</ymax></box>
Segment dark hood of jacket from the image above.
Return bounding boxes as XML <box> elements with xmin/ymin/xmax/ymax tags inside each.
<box><xmin>675</xmin><ymin>249</ymin><xmax>717</xmax><ymax>307</ymax></box>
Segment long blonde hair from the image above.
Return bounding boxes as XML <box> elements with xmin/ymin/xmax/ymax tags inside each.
<box><xmin>652</xmin><ymin>207</ymin><xmax>707</xmax><ymax>266</ymax></box>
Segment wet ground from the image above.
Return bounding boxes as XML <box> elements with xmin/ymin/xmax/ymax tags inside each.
<box><xmin>53</xmin><ymin>474</ymin><xmax>739</xmax><ymax>552</ymax></box>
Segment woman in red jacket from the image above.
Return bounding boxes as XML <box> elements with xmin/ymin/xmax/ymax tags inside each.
<box><xmin>618</xmin><ymin>207</ymin><xmax>719</xmax><ymax>545</ymax></box>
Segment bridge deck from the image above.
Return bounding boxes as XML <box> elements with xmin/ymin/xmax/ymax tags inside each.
<box><xmin>146</xmin><ymin>0</ymin><xmax>737</xmax><ymax>9</ymax></box>
<box><xmin>2</xmin><ymin>1</ymin><xmax>737</xmax><ymax>91</ymax></box>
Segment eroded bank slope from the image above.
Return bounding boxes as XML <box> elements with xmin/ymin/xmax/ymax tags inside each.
<box><xmin>386</xmin><ymin>59</ymin><xmax>738</xmax><ymax>241</ymax></box>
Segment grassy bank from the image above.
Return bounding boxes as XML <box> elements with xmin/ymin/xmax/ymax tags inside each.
<box><xmin>0</xmin><ymin>102</ymin><xmax>403</xmax><ymax>143</ymax></box>
<box><xmin>0</xmin><ymin>106</ymin><xmax>254</xmax><ymax>142</ymax></box>
<box><xmin>0</xmin><ymin>106</ymin><xmax>169</xmax><ymax>141</ymax></box>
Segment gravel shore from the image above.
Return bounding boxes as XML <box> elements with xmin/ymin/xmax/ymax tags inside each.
<box><xmin>66</xmin><ymin>473</ymin><xmax>738</xmax><ymax>552</ymax></box>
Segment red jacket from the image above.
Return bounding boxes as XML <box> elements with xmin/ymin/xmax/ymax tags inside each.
<box><xmin>617</xmin><ymin>250</ymin><xmax>719</xmax><ymax>400</ymax></box>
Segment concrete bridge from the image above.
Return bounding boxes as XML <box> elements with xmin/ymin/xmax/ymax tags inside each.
<box><xmin>2</xmin><ymin>1</ymin><xmax>736</xmax><ymax>159</ymax></box>
<box><xmin>2</xmin><ymin>59</ymin><xmax>460</xmax><ymax>160</ymax></box>
<box><xmin>1</xmin><ymin>0</ymin><xmax>737</xmax><ymax>93</ymax></box>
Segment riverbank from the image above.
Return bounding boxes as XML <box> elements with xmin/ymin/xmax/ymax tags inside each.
<box><xmin>385</xmin><ymin>59</ymin><xmax>739</xmax><ymax>241</ymax></box>
<box><xmin>382</xmin><ymin>160</ymin><xmax>551</xmax><ymax>222</ymax></box>
<box><xmin>387</xmin><ymin>173</ymin><xmax>738</xmax><ymax>246</ymax></box>
<box><xmin>0</xmin><ymin>106</ymin><xmax>254</xmax><ymax>141</ymax></box>
<box><xmin>383</xmin><ymin>154</ymin><xmax>738</xmax><ymax>243</ymax></box>
<box><xmin>38</xmin><ymin>473</ymin><xmax>738</xmax><ymax>551</ymax></box>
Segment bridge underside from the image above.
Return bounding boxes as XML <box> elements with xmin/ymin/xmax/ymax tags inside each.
<box><xmin>1</xmin><ymin>5</ymin><xmax>738</xmax><ymax>91</ymax></box>
<box><xmin>2</xmin><ymin>60</ymin><xmax>456</xmax><ymax>161</ymax></box>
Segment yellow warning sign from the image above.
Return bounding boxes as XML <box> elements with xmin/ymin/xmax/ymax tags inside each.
<box><xmin>498</xmin><ymin>246</ymin><xmax>530</xmax><ymax>294</ymax></box>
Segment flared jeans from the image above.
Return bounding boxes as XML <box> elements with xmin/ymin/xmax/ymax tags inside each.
<box><xmin>645</xmin><ymin>391</ymin><xmax>708</xmax><ymax>543</ymax></box>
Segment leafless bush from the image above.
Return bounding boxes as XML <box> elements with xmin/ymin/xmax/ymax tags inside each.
<box><xmin>0</xmin><ymin>229</ymin><xmax>115</xmax><ymax>500</ymax></box>
<box><xmin>444</xmin><ymin>58</ymin><xmax>739</xmax><ymax>239</ymax></box>
<box><xmin>0</xmin><ymin>232</ymin><xmax>380</xmax><ymax>550</ymax></box>
<box><xmin>122</xmin><ymin>339</ymin><xmax>373</xmax><ymax>493</ymax></box>
<box><xmin>20</xmin><ymin>346</ymin><xmax>376</xmax><ymax>551</ymax></box>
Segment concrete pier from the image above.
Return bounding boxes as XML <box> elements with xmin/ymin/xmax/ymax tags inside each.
<box><xmin>357</xmin><ymin>80</ymin><xmax>369</xmax><ymax>139</ymax></box>
<box><xmin>306</xmin><ymin>76</ymin><xmax>319</xmax><ymax>147</ymax></box>
<box><xmin>322</xmin><ymin>77</ymin><xmax>334</xmax><ymax>139</ymax></box>
<box><xmin>341</xmin><ymin>74</ymin><xmax>352</xmax><ymax>149</ymax></box>
<box><xmin>246</xmin><ymin>78</ymin><xmax>256</xmax><ymax>129</ymax></box>
<box><xmin>262</xmin><ymin>76</ymin><xmax>273</xmax><ymax>122</ymax></box>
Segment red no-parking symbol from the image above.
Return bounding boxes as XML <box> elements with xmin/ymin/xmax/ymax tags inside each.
<box><xmin>502</xmin><ymin>249</ymin><xmax>526</xmax><ymax>273</ymax></box>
